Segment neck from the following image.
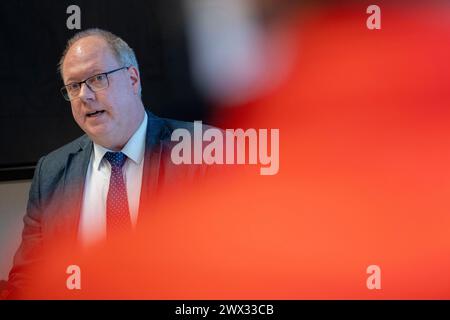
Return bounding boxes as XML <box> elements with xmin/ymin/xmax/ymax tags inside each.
<box><xmin>95</xmin><ymin>103</ymin><xmax>146</xmax><ymax>151</ymax></box>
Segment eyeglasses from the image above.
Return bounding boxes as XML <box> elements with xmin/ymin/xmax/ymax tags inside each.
<box><xmin>61</xmin><ymin>66</ymin><xmax>129</xmax><ymax>101</ymax></box>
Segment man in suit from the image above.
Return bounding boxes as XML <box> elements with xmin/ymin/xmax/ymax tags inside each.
<box><xmin>3</xmin><ymin>28</ymin><xmax>206</xmax><ymax>298</ymax></box>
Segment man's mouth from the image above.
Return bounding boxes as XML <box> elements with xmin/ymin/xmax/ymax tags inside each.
<box><xmin>86</xmin><ymin>110</ymin><xmax>105</xmax><ymax>118</ymax></box>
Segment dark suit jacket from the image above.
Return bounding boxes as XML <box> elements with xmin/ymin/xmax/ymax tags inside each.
<box><xmin>5</xmin><ymin>110</ymin><xmax>207</xmax><ymax>297</ymax></box>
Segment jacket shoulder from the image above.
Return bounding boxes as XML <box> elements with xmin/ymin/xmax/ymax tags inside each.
<box><xmin>160</xmin><ymin>117</ymin><xmax>215</xmax><ymax>133</ymax></box>
<box><xmin>42</xmin><ymin>135</ymin><xmax>90</xmax><ymax>164</ymax></box>
<box><xmin>37</xmin><ymin>135</ymin><xmax>91</xmax><ymax>180</ymax></box>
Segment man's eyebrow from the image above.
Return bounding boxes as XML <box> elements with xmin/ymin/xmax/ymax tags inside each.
<box><xmin>89</xmin><ymin>69</ymin><xmax>105</xmax><ymax>76</ymax></box>
<box><xmin>66</xmin><ymin>69</ymin><xmax>105</xmax><ymax>83</ymax></box>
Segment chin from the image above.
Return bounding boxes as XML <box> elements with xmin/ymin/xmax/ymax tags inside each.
<box><xmin>85</xmin><ymin>125</ymin><xmax>111</xmax><ymax>141</ymax></box>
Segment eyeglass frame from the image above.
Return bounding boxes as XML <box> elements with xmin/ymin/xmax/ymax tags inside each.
<box><xmin>60</xmin><ymin>66</ymin><xmax>130</xmax><ymax>101</ymax></box>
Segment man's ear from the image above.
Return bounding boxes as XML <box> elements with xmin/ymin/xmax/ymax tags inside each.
<box><xmin>127</xmin><ymin>66</ymin><xmax>140</xmax><ymax>95</ymax></box>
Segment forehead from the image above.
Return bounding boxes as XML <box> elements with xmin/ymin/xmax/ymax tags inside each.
<box><xmin>62</xmin><ymin>36</ymin><xmax>119</xmax><ymax>82</ymax></box>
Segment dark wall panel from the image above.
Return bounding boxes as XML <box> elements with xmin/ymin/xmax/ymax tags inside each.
<box><xmin>0</xmin><ymin>0</ymin><xmax>206</xmax><ymax>178</ymax></box>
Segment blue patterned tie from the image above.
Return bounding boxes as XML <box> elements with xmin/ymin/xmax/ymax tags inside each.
<box><xmin>104</xmin><ymin>151</ymin><xmax>132</xmax><ymax>237</ymax></box>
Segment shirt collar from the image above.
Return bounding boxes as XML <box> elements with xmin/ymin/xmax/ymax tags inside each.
<box><xmin>92</xmin><ymin>112</ymin><xmax>148</xmax><ymax>170</ymax></box>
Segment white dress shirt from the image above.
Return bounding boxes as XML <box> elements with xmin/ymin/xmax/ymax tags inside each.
<box><xmin>78</xmin><ymin>113</ymin><xmax>148</xmax><ymax>247</ymax></box>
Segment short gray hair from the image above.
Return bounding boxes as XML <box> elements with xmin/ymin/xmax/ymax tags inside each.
<box><xmin>59</xmin><ymin>28</ymin><xmax>141</xmax><ymax>95</ymax></box>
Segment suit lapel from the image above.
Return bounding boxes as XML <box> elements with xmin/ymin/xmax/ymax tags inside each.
<box><xmin>137</xmin><ymin>111</ymin><xmax>171</xmax><ymax>225</ymax></box>
<box><xmin>56</xmin><ymin>136</ymin><xmax>92</xmax><ymax>245</ymax></box>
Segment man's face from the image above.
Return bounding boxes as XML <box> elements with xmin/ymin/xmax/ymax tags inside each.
<box><xmin>62</xmin><ymin>36</ymin><xmax>142</xmax><ymax>149</ymax></box>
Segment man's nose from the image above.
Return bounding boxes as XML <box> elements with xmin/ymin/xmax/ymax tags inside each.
<box><xmin>78</xmin><ymin>82</ymin><xmax>95</xmax><ymax>102</ymax></box>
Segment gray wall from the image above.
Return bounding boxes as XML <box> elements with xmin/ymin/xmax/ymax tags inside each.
<box><xmin>0</xmin><ymin>180</ymin><xmax>31</xmax><ymax>281</ymax></box>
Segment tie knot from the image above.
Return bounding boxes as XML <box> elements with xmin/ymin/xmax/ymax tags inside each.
<box><xmin>104</xmin><ymin>152</ymin><xmax>127</xmax><ymax>168</ymax></box>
